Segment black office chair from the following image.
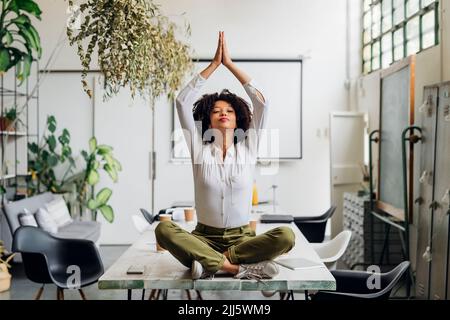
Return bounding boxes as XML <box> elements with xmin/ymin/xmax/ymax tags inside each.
<box><xmin>311</xmin><ymin>261</ymin><xmax>410</xmax><ymax>300</ymax></box>
<box><xmin>293</xmin><ymin>206</ymin><xmax>336</xmax><ymax>243</ymax></box>
<box><xmin>12</xmin><ymin>226</ymin><xmax>104</xmax><ymax>300</ymax></box>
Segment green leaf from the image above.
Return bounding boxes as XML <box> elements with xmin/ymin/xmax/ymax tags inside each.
<box><xmin>11</xmin><ymin>14</ymin><xmax>31</xmax><ymax>25</ymax></box>
<box><xmin>89</xmin><ymin>137</ymin><xmax>97</xmax><ymax>153</ymax></box>
<box><xmin>97</xmin><ymin>145</ymin><xmax>113</xmax><ymax>155</ymax></box>
<box><xmin>104</xmin><ymin>164</ymin><xmax>118</xmax><ymax>182</ymax></box>
<box><xmin>81</xmin><ymin>150</ymin><xmax>89</xmax><ymax>161</ymax></box>
<box><xmin>58</xmin><ymin>130</ymin><xmax>70</xmax><ymax>145</ymax></box>
<box><xmin>96</xmin><ymin>188</ymin><xmax>112</xmax><ymax>206</ymax></box>
<box><xmin>47</xmin><ymin>135</ymin><xmax>56</xmax><ymax>151</ymax></box>
<box><xmin>47</xmin><ymin>154</ymin><xmax>58</xmax><ymax>167</ymax></box>
<box><xmin>8</xmin><ymin>0</ymin><xmax>42</xmax><ymax>19</ymax></box>
<box><xmin>103</xmin><ymin>153</ymin><xmax>114</xmax><ymax>167</ymax></box>
<box><xmin>27</xmin><ymin>24</ymin><xmax>41</xmax><ymax>57</ymax></box>
<box><xmin>87</xmin><ymin>198</ymin><xmax>99</xmax><ymax>210</ymax></box>
<box><xmin>0</xmin><ymin>49</ymin><xmax>11</xmax><ymax>72</ymax></box>
<box><xmin>99</xmin><ymin>205</ymin><xmax>114</xmax><ymax>223</ymax></box>
<box><xmin>47</xmin><ymin>116</ymin><xmax>56</xmax><ymax>133</ymax></box>
<box><xmin>93</xmin><ymin>160</ymin><xmax>99</xmax><ymax>170</ymax></box>
<box><xmin>87</xmin><ymin>169</ymin><xmax>99</xmax><ymax>185</ymax></box>
<box><xmin>20</xmin><ymin>54</ymin><xmax>32</xmax><ymax>84</ymax></box>
<box><xmin>3</xmin><ymin>31</ymin><xmax>13</xmax><ymax>46</ymax></box>
<box><xmin>113</xmin><ymin>158</ymin><xmax>122</xmax><ymax>171</ymax></box>
<box><xmin>28</xmin><ymin>142</ymin><xmax>39</xmax><ymax>153</ymax></box>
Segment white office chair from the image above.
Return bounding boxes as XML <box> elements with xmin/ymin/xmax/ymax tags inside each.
<box><xmin>311</xmin><ymin>230</ymin><xmax>352</xmax><ymax>270</ymax></box>
<box><xmin>131</xmin><ymin>215</ymin><xmax>151</xmax><ymax>234</ymax></box>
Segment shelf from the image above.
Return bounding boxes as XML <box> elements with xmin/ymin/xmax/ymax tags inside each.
<box><xmin>0</xmin><ymin>131</ymin><xmax>27</xmax><ymax>136</ymax></box>
<box><xmin>0</xmin><ymin>174</ymin><xmax>16</xmax><ymax>180</ymax></box>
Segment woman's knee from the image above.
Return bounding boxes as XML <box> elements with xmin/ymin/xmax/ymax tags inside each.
<box><xmin>155</xmin><ymin>220</ymin><xmax>176</xmax><ymax>241</ymax></box>
<box><xmin>276</xmin><ymin>227</ymin><xmax>296</xmax><ymax>250</ymax></box>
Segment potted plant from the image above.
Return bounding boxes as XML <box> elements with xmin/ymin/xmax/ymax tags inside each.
<box><xmin>63</xmin><ymin>137</ymin><xmax>122</xmax><ymax>222</ymax></box>
<box><xmin>66</xmin><ymin>0</ymin><xmax>193</xmax><ymax>101</ymax></box>
<box><xmin>0</xmin><ymin>0</ymin><xmax>42</xmax><ymax>83</ymax></box>
<box><xmin>0</xmin><ymin>240</ymin><xmax>15</xmax><ymax>292</ymax></box>
<box><xmin>28</xmin><ymin>115</ymin><xmax>75</xmax><ymax>195</ymax></box>
<box><xmin>0</xmin><ymin>106</ymin><xmax>26</xmax><ymax>131</ymax></box>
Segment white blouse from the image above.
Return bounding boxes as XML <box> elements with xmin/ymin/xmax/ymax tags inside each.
<box><xmin>175</xmin><ymin>73</ymin><xmax>268</xmax><ymax>228</ymax></box>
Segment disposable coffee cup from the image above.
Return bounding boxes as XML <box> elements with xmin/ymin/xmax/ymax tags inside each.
<box><xmin>249</xmin><ymin>220</ymin><xmax>257</xmax><ymax>231</ymax></box>
<box><xmin>184</xmin><ymin>208</ymin><xmax>195</xmax><ymax>222</ymax></box>
<box><xmin>159</xmin><ymin>214</ymin><xmax>172</xmax><ymax>222</ymax></box>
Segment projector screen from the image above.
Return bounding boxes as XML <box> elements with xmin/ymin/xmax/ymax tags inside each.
<box><xmin>172</xmin><ymin>59</ymin><xmax>303</xmax><ymax>160</ymax></box>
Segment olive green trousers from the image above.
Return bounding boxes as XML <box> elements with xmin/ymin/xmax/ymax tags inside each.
<box><xmin>155</xmin><ymin>221</ymin><xmax>295</xmax><ymax>273</ymax></box>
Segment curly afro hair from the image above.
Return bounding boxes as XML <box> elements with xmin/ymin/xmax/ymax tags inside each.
<box><xmin>192</xmin><ymin>89</ymin><xmax>252</xmax><ymax>144</ymax></box>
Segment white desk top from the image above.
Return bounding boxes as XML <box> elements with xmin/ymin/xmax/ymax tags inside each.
<box><xmin>98</xmin><ymin>221</ymin><xmax>336</xmax><ymax>291</ymax></box>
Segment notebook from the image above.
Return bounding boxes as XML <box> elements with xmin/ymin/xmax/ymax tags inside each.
<box><xmin>274</xmin><ymin>257</ymin><xmax>325</xmax><ymax>270</ymax></box>
<box><xmin>259</xmin><ymin>214</ymin><xmax>294</xmax><ymax>223</ymax></box>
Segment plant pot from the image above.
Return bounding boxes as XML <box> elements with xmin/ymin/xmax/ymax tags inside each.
<box><xmin>0</xmin><ymin>117</ymin><xmax>14</xmax><ymax>131</ymax></box>
<box><xmin>0</xmin><ymin>265</ymin><xmax>12</xmax><ymax>293</ymax></box>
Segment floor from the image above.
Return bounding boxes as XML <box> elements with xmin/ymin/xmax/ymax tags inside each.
<box><xmin>0</xmin><ymin>245</ymin><xmax>308</xmax><ymax>300</ymax></box>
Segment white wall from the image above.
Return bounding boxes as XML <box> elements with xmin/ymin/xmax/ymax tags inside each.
<box><xmin>24</xmin><ymin>0</ymin><xmax>352</xmax><ymax>244</ymax></box>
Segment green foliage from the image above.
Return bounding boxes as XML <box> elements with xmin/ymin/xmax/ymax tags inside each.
<box><xmin>28</xmin><ymin>115</ymin><xmax>75</xmax><ymax>194</ymax></box>
<box><xmin>66</xmin><ymin>0</ymin><xmax>193</xmax><ymax>101</ymax></box>
<box><xmin>0</xmin><ymin>0</ymin><xmax>42</xmax><ymax>84</ymax></box>
<box><xmin>63</xmin><ymin>136</ymin><xmax>122</xmax><ymax>223</ymax></box>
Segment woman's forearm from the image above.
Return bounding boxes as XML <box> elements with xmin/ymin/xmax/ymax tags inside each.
<box><xmin>200</xmin><ymin>62</ymin><xmax>220</xmax><ymax>80</ymax></box>
<box><xmin>225</xmin><ymin>62</ymin><xmax>251</xmax><ymax>85</ymax></box>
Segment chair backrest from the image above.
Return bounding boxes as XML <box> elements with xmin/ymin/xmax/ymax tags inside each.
<box><xmin>379</xmin><ymin>261</ymin><xmax>410</xmax><ymax>298</ymax></box>
<box><xmin>12</xmin><ymin>226</ymin><xmax>58</xmax><ymax>284</ymax></box>
<box><xmin>313</xmin><ymin>230</ymin><xmax>352</xmax><ymax>268</ymax></box>
<box><xmin>13</xmin><ymin>226</ymin><xmax>104</xmax><ymax>288</ymax></box>
<box><xmin>140</xmin><ymin>208</ymin><xmax>157</xmax><ymax>224</ymax></box>
<box><xmin>315</xmin><ymin>205</ymin><xmax>337</xmax><ymax>222</ymax></box>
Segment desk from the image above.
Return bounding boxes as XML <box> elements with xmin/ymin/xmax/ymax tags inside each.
<box><xmin>98</xmin><ymin>221</ymin><xmax>336</xmax><ymax>300</ymax></box>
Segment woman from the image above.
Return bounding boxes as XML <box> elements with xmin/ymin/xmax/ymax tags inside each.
<box><xmin>156</xmin><ymin>32</ymin><xmax>295</xmax><ymax>280</ymax></box>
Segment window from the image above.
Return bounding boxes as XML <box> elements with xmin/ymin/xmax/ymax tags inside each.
<box><xmin>362</xmin><ymin>0</ymin><xmax>439</xmax><ymax>74</ymax></box>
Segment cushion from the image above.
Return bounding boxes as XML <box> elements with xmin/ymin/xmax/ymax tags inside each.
<box><xmin>56</xmin><ymin>221</ymin><xmax>101</xmax><ymax>243</ymax></box>
<box><xmin>35</xmin><ymin>208</ymin><xmax>58</xmax><ymax>234</ymax></box>
<box><xmin>17</xmin><ymin>209</ymin><xmax>38</xmax><ymax>227</ymax></box>
<box><xmin>44</xmin><ymin>196</ymin><xmax>73</xmax><ymax>228</ymax></box>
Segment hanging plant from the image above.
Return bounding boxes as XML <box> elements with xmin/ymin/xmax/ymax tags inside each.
<box><xmin>66</xmin><ymin>0</ymin><xmax>193</xmax><ymax>102</ymax></box>
<box><xmin>0</xmin><ymin>0</ymin><xmax>42</xmax><ymax>83</ymax></box>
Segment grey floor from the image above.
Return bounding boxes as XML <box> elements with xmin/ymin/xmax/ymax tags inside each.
<box><xmin>0</xmin><ymin>245</ymin><xmax>307</xmax><ymax>300</ymax></box>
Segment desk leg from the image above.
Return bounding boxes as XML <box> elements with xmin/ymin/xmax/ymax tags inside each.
<box><xmin>141</xmin><ymin>289</ymin><xmax>146</xmax><ymax>300</ymax></box>
<box><xmin>127</xmin><ymin>289</ymin><xmax>132</xmax><ymax>300</ymax></box>
<box><xmin>304</xmin><ymin>290</ymin><xmax>309</xmax><ymax>301</ymax></box>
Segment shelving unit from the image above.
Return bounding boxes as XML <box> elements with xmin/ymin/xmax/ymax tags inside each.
<box><xmin>0</xmin><ymin>61</ymin><xmax>40</xmax><ymax>196</ymax></box>
<box><xmin>0</xmin><ymin>62</ymin><xmax>40</xmax><ymax>250</ymax></box>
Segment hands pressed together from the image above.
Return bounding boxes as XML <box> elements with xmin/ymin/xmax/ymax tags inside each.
<box><xmin>212</xmin><ymin>31</ymin><xmax>233</xmax><ymax>68</ymax></box>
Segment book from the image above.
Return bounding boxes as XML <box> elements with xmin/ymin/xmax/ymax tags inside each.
<box><xmin>274</xmin><ymin>257</ymin><xmax>325</xmax><ymax>270</ymax></box>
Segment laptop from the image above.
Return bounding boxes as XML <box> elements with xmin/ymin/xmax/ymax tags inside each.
<box><xmin>275</xmin><ymin>257</ymin><xmax>325</xmax><ymax>270</ymax></box>
<box><xmin>259</xmin><ymin>214</ymin><xmax>294</xmax><ymax>223</ymax></box>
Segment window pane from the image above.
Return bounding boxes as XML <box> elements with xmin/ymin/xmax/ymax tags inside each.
<box><xmin>422</xmin><ymin>9</ymin><xmax>436</xmax><ymax>48</ymax></box>
<box><xmin>363</xmin><ymin>45</ymin><xmax>372</xmax><ymax>61</ymax></box>
<box><xmin>382</xmin><ymin>33</ymin><xmax>393</xmax><ymax>52</ymax></box>
<box><xmin>364</xmin><ymin>61</ymin><xmax>371</xmax><ymax>74</ymax></box>
<box><xmin>421</xmin><ymin>0</ymin><xmax>435</xmax><ymax>8</ymax></box>
<box><xmin>372</xmin><ymin>3</ymin><xmax>381</xmax><ymax>38</ymax></box>
<box><xmin>364</xmin><ymin>29</ymin><xmax>372</xmax><ymax>45</ymax></box>
<box><xmin>364</xmin><ymin>0</ymin><xmax>372</xmax><ymax>12</ymax></box>
<box><xmin>394</xmin><ymin>28</ymin><xmax>404</xmax><ymax>60</ymax></box>
<box><xmin>393</xmin><ymin>0</ymin><xmax>405</xmax><ymax>25</ymax></box>
<box><xmin>364</xmin><ymin>11</ymin><xmax>372</xmax><ymax>29</ymax></box>
<box><xmin>382</xmin><ymin>14</ymin><xmax>393</xmax><ymax>32</ymax></box>
<box><xmin>382</xmin><ymin>33</ymin><xmax>393</xmax><ymax>68</ymax></box>
<box><xmin>372</xmin><ymin>40</ymin><xmax>381</xmax><ymax>70</ymax></box>
<box><xmin>407</xmin><ymin>16</ymin><xmax>420</xmax><ymax>54</ymax></box>
<box><xmin>406</xmin><ymin>0</ymin><xmax>420</xmax><ymax>18</ymax></box>
<box><xmin>382</xmin><ymin>0</ymin><xmax>393</xmax><ymax>15</ymax></box>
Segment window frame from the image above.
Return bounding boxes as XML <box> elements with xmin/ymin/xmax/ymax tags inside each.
<box><xmin>362</xmin><ymin>0</ymin><xmax>439</xmax><ymax>74</ymax></box>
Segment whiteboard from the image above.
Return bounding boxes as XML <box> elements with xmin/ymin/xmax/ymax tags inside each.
<box><xmin>172</xmin><ymin>59</ymin><xmax>303</xmax><ymax>160</ymax></box>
